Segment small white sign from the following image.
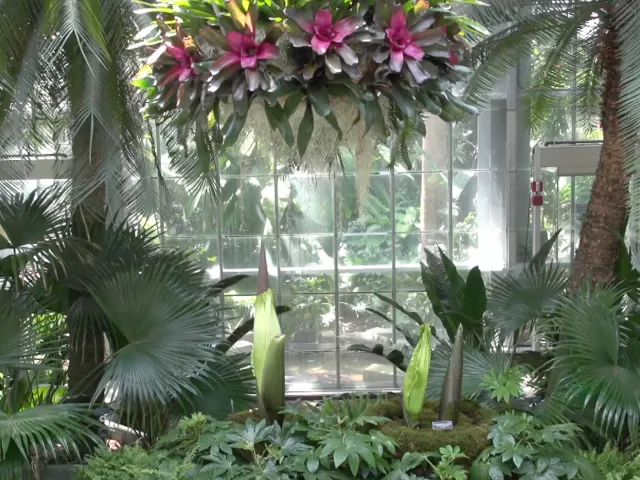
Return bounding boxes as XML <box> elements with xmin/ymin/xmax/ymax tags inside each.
<box><xmin>432</xmin><ymin>420</ymin><xmax>454</xmax><ymax>430</ymax></box>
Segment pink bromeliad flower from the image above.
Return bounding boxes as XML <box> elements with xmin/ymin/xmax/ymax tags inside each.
<box><xmin>385</xmin><ymin>9</ymin><xmax>424</xmax><ymax>72</ymax></box>
<box><xmin>161</xmin><ymin>44</ymin><xmax>197</xmax><ymax>85</ymax></box>
<box><xmin>299</xmin><ymin>10</ymin><xmax>358</xmax><ymax>56</ymax></box>
<box><xmin>212</xmin><ymin>31</ymin><xmax>277</xmax><ymax>73</ymax></box>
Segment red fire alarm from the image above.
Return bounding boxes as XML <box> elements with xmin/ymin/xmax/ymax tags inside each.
<box><xmin>531</xmin><ymin>180</ymin><xmax>543</xmax><ymax>207</ymax></box>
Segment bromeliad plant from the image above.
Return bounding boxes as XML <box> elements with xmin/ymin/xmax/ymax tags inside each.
<box><xmin>133</xmin><ymin>0</ymin><xmax>483</xmax><ymax>166</ymax></box>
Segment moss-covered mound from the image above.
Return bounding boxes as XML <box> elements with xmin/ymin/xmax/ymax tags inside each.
<box><xmin>228</xmin><ymin>395</ymin><xmax>493</xmax><ymax>462</ymax></box>
<box><xmin>366</xmin><ymin>396</ymin><xmax>493</xmax><ymax>461</ymax></box>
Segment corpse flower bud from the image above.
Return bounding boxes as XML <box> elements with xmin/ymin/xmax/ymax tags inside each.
<box><xmin>403</xmin><ymin>324</ymin><xmax>432</xmax><ymax>427</ymax></box>
<box><xmin>252</xmin><ymin>245</ymin><xmax>286</xmax><ymax>423</ymax></box>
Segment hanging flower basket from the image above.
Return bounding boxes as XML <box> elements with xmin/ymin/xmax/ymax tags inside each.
<box><xmin>132</xmin><ymin>0</ymin><xmax>484</xmax><ymax>168</ymax></box>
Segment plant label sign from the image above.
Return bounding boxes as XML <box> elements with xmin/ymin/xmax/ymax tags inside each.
<box><xmin>432</xmin><ymin>421</ymin><xmax>454</xmax><ymax>431</ymax></box>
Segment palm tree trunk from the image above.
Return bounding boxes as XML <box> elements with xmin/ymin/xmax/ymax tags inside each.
<box><xmin>570</xmin><ymin>22</ymin><xmax>628</xmax><ymax>286</ymax></box>
<box><xmin>66</xmin><ymin>132</ymin><xmax>106</xmax><ymax>402</ymax></box>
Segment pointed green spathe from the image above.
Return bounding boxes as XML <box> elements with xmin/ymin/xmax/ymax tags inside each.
<box><xmin>403</xmin><ymin>324</ymin><xmax>432</xmax><ymax>427</ymax></box>
<box><xmin>260</xmin><ymin>334</ymin><xmax>286</xmax><ymax>423</ymax></box>
<box><xmin>252</xmin><ymin>289</ymin><xmax>282</xmax><ymax>393</ymax></box>
<box><xmin>439</xmin><ymin>324</ymin><xmax>464</xmax><ymax>424</ymax></box>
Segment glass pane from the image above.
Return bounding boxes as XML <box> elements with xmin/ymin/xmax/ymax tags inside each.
<box><xmin>396</xmin><ymin>270</ymin><xmax>424</xmax><ymax>292</ymax></box>
<box><xmin>282</xmin><ymin>273</ymin><xmax>334</xmax><ymax>294</ymax></box>
<box><xmin>279</xmin><ymin>175</ymin><xmax>334</xmax><ymax>235</ymax></box>
<box><xmin>337</xmin><ymin>172</ymin><xmax>392</xmax><ymax>234</ymax></box>
<box><xmin>338</xmin><ymin>293</ymin><xmax>395</xmax><ymax>390</ymax></box>
<box><xmin>278</xmin><ymin>234</ymin><xmax>334</xmax><ymax>268</ymax></box>
<box><xmin>395</xmin><ymin>171</ymin><xmax>448</xmax><ymax>241</ymax></box>
<box><xmin>220</xmin><ymin>145</ymin><xmax>275</xmax><ymax>176</ymax></box>
<box><xmin>220</xmin><ymin>176</ymin><xmax>276</xmax><ymax>236</ymax></box>
<box><xmin>339</xmin><ymin>144</ymin><xmax>390</xmax><ymax>174</ymax></box>
<box><xmin>162</xmin><ymin>236</ymin><xmax>219</xmax><ymax>271</ymax></box>
<box><xmin>162</xmin><ymin>178</ymin><xmax>217</xmax><ymax>236</ymax></box>
<box><xmin>222</xmin><ymin>235</ymin><xmax>277</xmax><ymax>271</ymax></box>
<box><xmin>452</xmin><ymin>116</ymin><xmax>477</xmax><ymax>170</ymax></box>
<box><xmin>281</xmin><ymin>294</ymin><xmax>337</xmax><ymax>391</ymax></box>
<box><xmin>338</xmin><ymin>272</ymin><xmax>392</xmax><ymax>293</ymax></box>
<box><xmin>339</xmin><ymin>233</ymin><xmax>393</xmax><ymax>266</ymax></box>
<box><xmin>396</xmin><ymin>232</ymin><xmax>447</xmax><ymax>266</ymax></box>
<box><xmin>453</xmin><ymin>170</ymin><xmax>507</xmax><ymax>270</ymax></box>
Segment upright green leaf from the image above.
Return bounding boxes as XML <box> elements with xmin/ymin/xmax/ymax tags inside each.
<box><xmin>307</xmin><ymin>83</ymin><xmax>331</xmax><ymax>117</ymax></box>
<box><xmin>297</xmin><ymin>102</ymin><xmax>314</xmax><ymax>158</ymax></box>
<box><xmin>529</xmin><ymin>229</ymin><xmax>561</xmax><ymax>273</ymax></box>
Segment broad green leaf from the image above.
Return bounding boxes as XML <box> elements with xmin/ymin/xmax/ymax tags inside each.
<box><xmin>324</xmin><ymin>111</ymin><xmax>343</xmax><ymax>140</ymax></box>
<box><xmin>308</xmin><ymin>83</ymin><xmax>331</xmax><ymax>117</ymax></box>
<box><xmin>252</xmin><ymin>289</ymin><xmax>282</xmax><ymax>393</ymax></box>
<box><xmin>297</xmin><ymin>103</ymin><xmax>314</xmax><ymax>158</ymax></box>
<box><xmin>264</xmin><ymin>103</ymin><xmax>295</xmax><ymax>146</ymax></box>
<box><xmin>403</xmin><ymin>325</ymin><xmax>432</xmax><ymax>427</ymax></box>
<box><xmin>284</xmin><ymin>90</ymin><xmax>304</xmax><ymax>117</ymax></box>
<box><xmin>389</xmin><ymin>84</ymin><xmax>416</xmax><ymax>120</ymax></box>
<box><xmin>460</xmin><ymin>267</ymin><xmax>487</xmax><ymax>326</ymax></box>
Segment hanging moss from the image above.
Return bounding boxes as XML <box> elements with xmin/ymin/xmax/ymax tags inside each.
<box><xmin>366</xmin><ymin>396</ymin><xmax>493</xmax><ymax>461</ymax></box>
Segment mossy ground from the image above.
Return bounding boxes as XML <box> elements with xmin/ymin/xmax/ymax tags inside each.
<box><xmin>366</xmin><ymin>396</ymin><xmax>493</xmax><ymax>461</ymax></box>
<box><xmin>229</xmin><ymin>395</ymin><xmax>493</xmax><ymax>461</ymax></box>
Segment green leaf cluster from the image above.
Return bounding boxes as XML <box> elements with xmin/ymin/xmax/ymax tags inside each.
<box><xmin>470</xmin><ymin>413</ymin><xmax>598</xmax><ymax>480</ymax></box>
<box><xmin>83</xmin><ymin>397</ymin><xmax>471</xmax><ymax>480</ymax></box>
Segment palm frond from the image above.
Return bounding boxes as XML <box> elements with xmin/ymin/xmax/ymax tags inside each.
<box><xmin>487</xmin><ymin>264</ymin><xmax>567</xmax><ymax>335</ymax></box>
<box><xmin>0</xmin><ymin>404</ymin><xmax>99</xmax><ymax>467</ymax></box>
<box><xmin>427</xmin><ymin>344</ymin><xmax>510</xmax><ymax>400</ymax></box>
<box><xmin>85</xmin><ymin>251</ymin><xmax>238</xmax><ymax>410</ymax></box>
<box><xmin>550</xmin><ymin>286</ymin><xmax>640</xmax><ymax>438</ymax></box>
<box><xmin>465</xmin><ymin>3</ymin><xmax>599</xmax><ymax>109</ymax></box>
<box><xmin>42</xmin><ymin>0</ymin><xmax>108</xmax><ymax>68</ymax></box>
<box><xmin>614</xmin><ymin>0</ymin><xmax>640</xmax><ymax>227</ymax></box>
<box><xmin>524</xmin><ymin>22</ymin><xmax>586</xmax><ymax>134</ymax></box>
<box><xmin>0</xmin><ymin>291</ymin><xmax>58</xmax><ymax>369</ymax></box>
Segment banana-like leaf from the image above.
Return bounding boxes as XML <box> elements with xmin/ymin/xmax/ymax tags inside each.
<box><xmin>260</xmin><ymin>335</ymin><xmax>286</xmax><ymax>424</ymax></box>
<box><xmin>252</xmin><ymin>289</ymin><xmax>282</xmax><ymax>394</ymax></box>
<box><xmin>403</xmin><ymin>325</ymin><xmax>432</xmax><ymax>427</ymax></box>
<box><xmin>439</xmin><ymin>325</ymin><xmax>464</xmax><ymax>424</ymax></box>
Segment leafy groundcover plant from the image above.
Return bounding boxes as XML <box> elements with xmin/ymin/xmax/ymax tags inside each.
<box><xmin>77</xmin><ymin>400</ymin><xmax>471</xmax><ymax>480</ymax></box>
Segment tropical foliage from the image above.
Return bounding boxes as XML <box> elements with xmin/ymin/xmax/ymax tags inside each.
<box><xmin>79</xmin><ymin>399</ymin><xmax>473</xmax><ymax>480</ymax></box>
<box><xmin>132</xmin><ymin>0</ymin><xmax>482</xmax><ymax>168</ymax></box>
<box><xmin>0</xmin><ymin>186</ymin><xmax>255</xmax><ymax>472</ymax></box>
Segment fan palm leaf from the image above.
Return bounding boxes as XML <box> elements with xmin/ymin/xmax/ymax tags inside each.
<box><xmin>487</xmin><ymin>263</ymin><xmax>567</xmax><ymax>336</ymax></box>
<box><xmin>0</xmin><ymin>404</ymin><xmax>100</xmax><ymax>476</ymax></box>
<box><xmin>549</xmin><ymin>286</ymin><xmax>640</xmax><ymax>438</ymax></box>
<box><xmin>84</xmin><ymin>251</ymin><xmax>252</xmax><ymax>412</ymax></box>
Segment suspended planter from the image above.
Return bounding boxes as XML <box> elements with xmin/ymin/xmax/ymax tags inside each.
<box><xmin>132</xmin><ymin>0</ymin><xmax>483</xmax><ymax>170</ymax></box>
